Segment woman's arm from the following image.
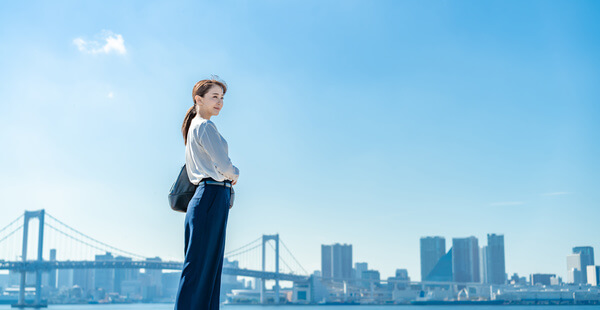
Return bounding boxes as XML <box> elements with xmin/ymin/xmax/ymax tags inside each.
<box><xmin>199</xmin><ymin>121</ymin><xmax>240</xmax><ymax>182</ymax></box>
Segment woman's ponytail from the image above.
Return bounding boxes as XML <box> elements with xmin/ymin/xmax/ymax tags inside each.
<box><xmin>181</xmin><ymin>105</ymin><xmax>197</xmax><ymax>145</ymax></box>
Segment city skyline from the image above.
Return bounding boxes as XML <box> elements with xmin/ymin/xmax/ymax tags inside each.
<box><xmin>2</xmin><ymin>209</ymin><xmax>597</xmax><ymax>285</ymax></box>
<box><xmin>1</xmin><ymin>0</ymin><xmax>599</xmax><ymax>283</ymax></box>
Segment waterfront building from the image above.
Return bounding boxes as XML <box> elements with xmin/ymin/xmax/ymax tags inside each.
<box><xmin>309</xmin><ymin>273</ymin><xmax>328</xmax><ymax>303</ymax></box>
<box><xmin>530</xmin><ymin>273</ymin><xmax>556</xmax><ymax>286</ymax></box>
<box><xmin>321</xmin><ymin>243</ymin><xmax>352</xmax><ymax>281</ymax></box>
<box><xmin>48</xmin><ymin>249</ymin><xmax>57</xmax><ymax>289</ymax></box>
<box><xmin>420</xmin><ymin>236</ymin><xmax>445</xmax><ymax>281</ymax></box>
<box><xmin>321</xmin><ymin>245</ymin><xmax>332</xmax><ymax>280</ymax></box>
<box><xmin>480</xmin><ymin>246</ymin><xmax>488</xmax><ymax>284</ymax></box>
<box><xmin>452</xmin><ymin>237</ymin><xmax>480</xmax><ymax>283</ymax></box>
<box><xmin>361</xmin><ymin>269</ymin><xmax>381</xmax><ymax>289</ymax></box>
<box><xmin>573</xmin><ymin>246</ymin><xmax>595</xmax><ymax>284</ymax></box>
<box><xmin>114</xmin><ymin>255</ymin><xmax>138</xmax><ymax>294</ymax></box>
<box><xmin>95</xmin><ymin>252</ymin><xmax>115</xmax><ymax>293</ymax></box>
<box><xmin>496</xmin><ymin>285</ymin><xmax>600</xmax><ymax>304</ymax></box>
<box><xmin>588</xmin><ymin>265</ymin><xmax>600</xmax><ymax>286</ymax></box>
<box><xmin>221</xmin><ymin>258</ymin><xmax>245</xmax><ymax>302</ymax></box>
<box><xmin>387</xmin><ymin>269</ymin><xmax>410</xmax><ymax>290</ymax></box>
<box><xmin>73</xmin><ymin>268</ymin><xmax>94</xmax><ymax>293</ymax></box>
<box><xmin>354</xmin><ymin>262</ymin><xmax>368</xmax><ymax>278</ymax></box>
<box><xmin>396</xmin><ymin>269</ymin><xmax>409</xmax><ymax>279</ymax></box>
<box><xmin>0</xmin><ymin>273</ymin><xmax>8</xmax><ymax>289</ymax></box>
<box><xmin>509</xmin><ymin>273</ymin><xmax>527</xmax><ymax>285</ymax></box>
<box><xmin>161</xmin><ymin>272</ymin><xmax>181</xmax><ymax>300</ymax></box>
<box><xmin>424</xmin><ymin>248</ymin><xmax>453</xmax><ymax>282</ymax></box>
<box><xmin>567</xmin><ymin>253</ymin><xmax>583</xmax><ymax>284</ymax></box>
<box><xmin>486</xmin><ymin>234</ymin><xmax>506</xmax><ymax>284</ymax></box>
<box><xmin>143</xmin><ymin>257</ymin><xmax>163</xmax><ymax>299</ymax></box>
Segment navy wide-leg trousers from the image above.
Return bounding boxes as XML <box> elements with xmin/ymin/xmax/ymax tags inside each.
<box><xmin>175</xmin><ymin>183</ymin><xmax>231</xmax><ymax>310</ymax></box>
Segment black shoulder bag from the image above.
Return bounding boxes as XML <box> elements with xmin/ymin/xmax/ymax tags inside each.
<box><xmin>168</xmin><ymin>164</ymin><xmax>198</xmax><ymax>213</ymax></box>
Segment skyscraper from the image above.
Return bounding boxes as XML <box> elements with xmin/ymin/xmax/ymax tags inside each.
<box><xmin>567</xmin><ymin>253</ymin><xmax>583</xmax><ymax>284</ymax></box>
<box><xmin>114</xmin><ymin>255</ymin><xmax>138</xmax><ymax>294</ymax></box>
<box><xmin>321</xmin><ymin>243</ymin><xmax>352</xmax><ymax>281</ymax></box>
<box><xmin>425</xmin><ymin>248</ymin><xmax>453</xmax><ymax>282</ymax></box>
<box><xmin>321</xmin><ymin>245</ymin><xmax>332</xmax><ymax>279</ymax></box>
<box><xmin>587</xmin><ymin>265</ymin><xmax>600</xmax><ymax>286</ymax></box>
<box><xmin>144</xmin><ymin>257</ymin><xmax>163</xmax><ymax>299</ymax></box>
<box><xmin>573</xmin><ymin>247</ymin><xmax>595</xmax><ymax>284</ymax></box>
<box><xmin>57</xmin><ymin>269</ymin><xmax>73</xmax><ymax>289</ymax></box>
<box><xmin>420</xmin><ymin>236</ymin><xmax>446</xmax><ymax>281</ymax></box>
<box><xmin>355</xmin><ymin>262</ymin><xmax>368</xmax><ymax>279</ymax></box>
<box><xmin>480</xmin><ymin>246</ymin><xmax>488</xmax><ymax>284</ymax></box>
<box><xmin>452</xmin><ymin>237</ymin><xmax>480</xmax><ymax>283</ymax></box>
<box><xmin>48</xmin><ymin>249</ymin><xmax>57</xmax><ymax>289</ymax></box>
<box><xmin>73</xmin><ymin>268</ymin><xmax>94</xmax><ymax>293</ymax></box>
<box><xmin>95</xmin><ymin>252</ymin><xmax>115</xmax><ymax>293</ymax></box>
<box><xmin>486</xmin><ymin>234</ymin><xmax>506</xmax><ymax>284</ymax></box>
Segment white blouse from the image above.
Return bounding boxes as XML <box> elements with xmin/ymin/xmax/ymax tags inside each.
<box><xmin>185</xmin><ymin>116</ymin><xmax>240</xmax><ymax>185</ymax></box>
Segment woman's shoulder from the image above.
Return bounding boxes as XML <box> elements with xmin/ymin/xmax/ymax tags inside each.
<box><xmin>190</xmin><ymin>117</ymin><xmax>217</xmax><ymax>135</ymax></box>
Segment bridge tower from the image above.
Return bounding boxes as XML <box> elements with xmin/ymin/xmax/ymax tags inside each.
<box><xmin>13</xmin><ymin>209</ymin><xmax>47</xmax><ymax>308</ymax></box>
<box><xmin>260</xmin><ymin>234</ymin><xmax>280</xmax><ymax>304</ymax></box>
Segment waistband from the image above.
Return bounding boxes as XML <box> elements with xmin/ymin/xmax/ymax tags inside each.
<box><xmin>200</xmin><ymin>178</ymin><xmax>232</xmax><ymax>188</ymax></box>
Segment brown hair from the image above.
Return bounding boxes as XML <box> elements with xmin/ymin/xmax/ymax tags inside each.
<box><xmin>181</xmin><ymin>77</ymin><xmax>228</xmax><ymax>145</ymax></box>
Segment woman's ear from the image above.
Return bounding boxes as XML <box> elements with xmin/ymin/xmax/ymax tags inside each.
<box><xmin>195</xmin><ymin>95</ymin><xmax>202</xmax><ymax>105</ymax></box>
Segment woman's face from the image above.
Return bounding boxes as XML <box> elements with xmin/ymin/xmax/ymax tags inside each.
<box><xmin>196</xmin><ymin>85</ymin><xmax>224</xmax><ymax>119</ymax></box>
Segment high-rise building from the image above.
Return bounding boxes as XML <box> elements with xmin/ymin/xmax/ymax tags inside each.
<box><xmin>73</xmin><ymin>268</ymin><xmax>94</xmax><ymax>292</ymax></box>
<box><xmin>567</xmin><ymin>253</ymin><xmax>583</xmax><ymax>284</ymax></box>
<box><xmin>452</xmin><ymin>237</ymin><xmax>480</xmax><ymax>283</ymax></box>
<box><xmin>144</xmin><ymin>257</ymin><xmax>163</xmax><ymax>299</ymax></box>
<box><xmin>480</xmin><ymin>246</ymin><xmax>488</xmax><ymax>284</ymax></box>
<box><xmin>425</xmin><ymin>248</ymin><xmax>453</xmax><ymax>282</ymax></box>
<box><xmin>573</xmin><ymin>247</ymin><xmax>594</xmax><ymax>284</ymax></box>
<box><xmin>321</xmin><ymin>245</ymin><xmax>332</xmax><ymax>279</ymax></box>
<box><xmin>420</xmin><ymin>236</ymin><xmax>446</xmax><ymax>281</ymax></box>
<box><xmin>354</xmin><ymin>262</ymin><xmax>368</xmax><ymax>279</ymax></box>
<box><xmin>587</xmin><ymin>265</ymin><xmax>600</xmax><ymax>286</ymax></box>
<box><xmin>115</xmin><ymin>256</ymin><xmax>138</xmax><ymax>294</ymax></box>
<box><xmin>321</xmin><ymin>243</ymin><xmax>352</xmax><ymax>281</ymax></box>
<box><xmin>340</xmin><ymin>244</ymin><xmax>352</xmax><ymax>279</ymax></box>
<box><xmin>95</xmin><ymin>252</ymin><xmax>115</xmax><ymax>293</ymax></box>
<box><xmin>48</xmin><ymin>249</ymin><xmax>57</xmax><ymax>289</ymax></box>
<box><xmin>57</xmin><ymin>269</ymin><xmax>73</xmax><ymax>289</ymax></box>
<box><xmin>486</xmin><ymin>234</ymin><xmax>506</xmax><ymax>284</ymax></box>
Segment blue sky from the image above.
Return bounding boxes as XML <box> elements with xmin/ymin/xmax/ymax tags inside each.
<box><xmin>1</xmin><ymin>0</ymin><xmax>599</xmax><ymax>282</ymax></box>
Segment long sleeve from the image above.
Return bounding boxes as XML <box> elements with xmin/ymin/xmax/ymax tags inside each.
<box><xmin>198</xmin><ymin>121</ymin><xmax>239</xmax><ymax>182</ymax></box>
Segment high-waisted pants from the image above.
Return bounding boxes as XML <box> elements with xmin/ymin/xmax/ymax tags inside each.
<box><xmin>174</xmin><ymin>183</ymin><xmax>231</xmax><ymax>310</ymax></box>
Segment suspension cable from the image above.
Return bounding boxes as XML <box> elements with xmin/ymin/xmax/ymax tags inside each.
<box><xmin>0</xmin><ymin>214</ymin><xmax>24</xmax><ymax>235</ymax></box>
<box><xmin>224</xmin><ymin>236</ymin><xmax>262</xmax><ymax>256</ymax></box>
<box><xmin>44</xmin><ymin>217</ymin><xmax>148</xmax><ymax>260</ymax></box>
<box><xmin>267</xmin><ymin>241</ymin><xmax>294</xmax><ymax>273</ymax></box>
<box><xmin>280</xmin><ymin>238</ymin><xmax>308</xmax><ymax>275</ymax></box>
<box><xmin>0</xmin><ymin>224</ymin><xmax>23</xmax><ymax>245</ymax></box>
<box><xmin>225</xmin><ymin>243</ymin><xmax>262</xmax><ymax>258</ymax></box>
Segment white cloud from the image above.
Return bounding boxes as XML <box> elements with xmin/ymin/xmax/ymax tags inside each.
<box><xmin>490</xmin><ymin>201</ymin><xmax>524</xmax><ymax>206</ymax></box>
<box><xmin>541</xmin><ymin>191</ymin><xmax>572</xmax><ymax>196</ymax></box>
<box><xmin>73</xmin><ymin>31</ymin><xmax>127</xmax><ymax>55</ymax></box>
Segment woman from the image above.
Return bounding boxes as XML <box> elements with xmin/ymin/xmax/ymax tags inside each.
<box><xmin>175</xmin><ymin>78</ymin><xmax>239</xmax><ymax>310</ymax></box>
